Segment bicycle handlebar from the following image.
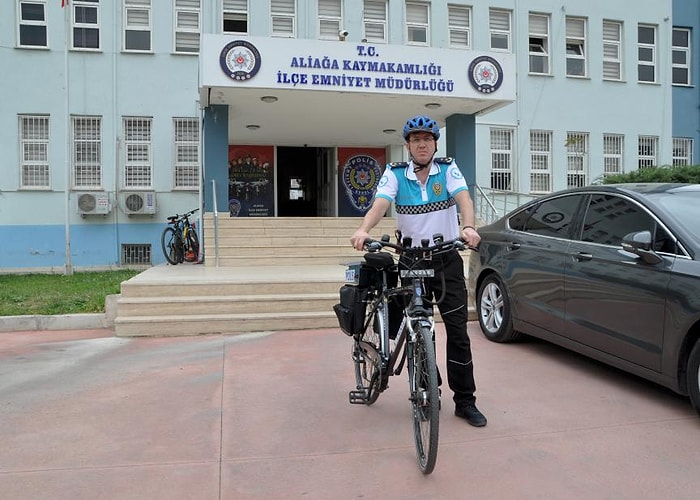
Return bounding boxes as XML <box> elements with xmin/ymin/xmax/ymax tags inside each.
<box><xmin>363</xmin><ymin>233</ymin><xmax>470</xmax><ymax>256</ymax></box>
<box><xmin>166</xmin><ymin>207</ymin><xmax>199</xmax><ymax>224</ymax></box>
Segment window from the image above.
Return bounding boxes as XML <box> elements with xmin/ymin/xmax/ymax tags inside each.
<box><xmin>638</xmin><ymin>135</ymin><xmax>658</xmax><ymax>168</ymax></box>
<box><xmin>318</xmin><ymin>0</ymin><xmax>342</xmax><ymax>39</ymax></box>
<box><xmin>530</xmin><ymin>130</ymin><xmax>552</xmax><ymax>194</ymax></box>
<box><xmin>514</xmin><ymin>195</ymin><xmax>580</xmax><ymax>239</ymax></box>
<box><xmin>448</xmin><ymin>5</ymin><xmax>470</xmax><ymax>48</ymax></box>
<box><xmin>638</xmin><ymin>24</ymin><xmax>657</xmax><ymax>83</ymax></box>
<box><xmin>175</xmin><ymin>0</ymin><xmax>200</xmax><ymax>53</ymax></box>
<box><xmin>489</xmin><ymin>9</ymin><xmax>511</xmax><ymax>51</ymax></box>
<box><xmin>364</xmin><ymin>0</ymin><xmax>387</xmax><ymax>43</ymax></box>
<box><xmin>490</xmin><ymin>128</ymin><xmax>513</xmax><ymax>191</ymax></box>
<box><xmin>566</xmin><ymin>132</ymin><xmax>588</xmax><ymax>188</ymax></box>
<box><xmin>603</xmin><ymin>134</ymin><xmax>624</xmax><ymax>176</ymax></box>
<box><xmin>174</xmin><ymin>118</ymin><xmax>199</xmax><ymax>189</ymax></box>
<box><xmin>603</xmin><ymin>20</ymin><xmax>622</xmax><ymax>81</ymax></box>
<box><xmin>72</xmin><ymin>116</ymin><xmax>102</xmax><ymax>188</ymax></box>
<box><xmin>672</xmin><ymin>28</ymin><xmax>691</xmax><ymax>85</ymax></box>
<box><xmin>17</xmin><ymin>0</ymin><xmax>47</xmax><ymax>48</ymax></box>
<box><xmin>124</xmin><ymin>0</ymin><xmax>151</xmax><ymax>51</ymax></box>
<box><xmin>529</xmin><ymin>13</ymin><xmax>550</xmax><ymax>75</ymax></box>
<box><xmin>19</xmin><ymin>115</ymin><xmax>50</xmax><ymax>188</ymax></box>
<box><xmin>566</xmin><ymin>17</ymin><xmax>587</xmax><ymax>77</ymax></box>
<box><xmin>672</xmin><ymin>138</ymin><xmax>693</xmax><ymax>166</ymax></box>
<box><xmin>72</xmin><ymin>0</ymin><xmax>100</xmax><ymax>50</ymax></box>
<box><xmin>580</xmin><ymin>195</ymin><xmax>663</xmax><ymax>248</ymax></box>
<box><xmin>123</xmin><ymin>117</ymin><xmax>152</xmax><ymax>188</ymax></box>
<box><xmin>223</xmin><ymin>0</ymin><xmax>248</xmax><ymax>34</ymax></box>
<box><xmin>271</xmin><ymin>0</ymin><xmax>295</xmax><ymax>37</ymax></box>
<box><xmin>406</xmin><ymin>2</ymin><xmax>429</xmax><ymax>45</ymax></box>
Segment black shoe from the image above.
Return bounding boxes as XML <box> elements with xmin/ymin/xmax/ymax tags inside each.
<box><xmin>455</xmin><ymin>404</ymin><xmax>487</xmax><ymax>427</ymax></box>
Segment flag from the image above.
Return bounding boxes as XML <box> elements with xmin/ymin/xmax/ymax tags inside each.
<box><xmin>62</xmin><ymin>0</ymin><xmax>68</xmax><ymax>7</ymax></box>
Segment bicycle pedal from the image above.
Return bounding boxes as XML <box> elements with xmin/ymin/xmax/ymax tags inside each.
<box><xmin>348</xmin><ymin>390</ymin><xmax>368</xmax><ymax>404</ymax></box>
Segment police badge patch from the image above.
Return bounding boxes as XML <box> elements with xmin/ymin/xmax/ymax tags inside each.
<box><xmin>220</xmin><ymin>40</ymin><xmax>262</xmax><ymax>81</ymax></box>
<box><xmin>342</xmin><ymin>155</ymin><xmax>383</xmax><ymax>212</ymax></box>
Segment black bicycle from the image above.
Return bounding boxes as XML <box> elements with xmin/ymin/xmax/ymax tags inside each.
<box><xmin>161</xmin><ymin>208</ymin><xmax>200</xmax><ymax>265</ymax></box>
<box><xmin>334</xmin><ymin>233</ymin><xmax>466</xmax><ymax>474</ymax></box>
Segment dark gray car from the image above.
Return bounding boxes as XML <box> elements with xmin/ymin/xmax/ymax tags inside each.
<box><xmin>468</xmin><ymin>183</ymin><xmax>700</xmax><ymax>416</ymax></box>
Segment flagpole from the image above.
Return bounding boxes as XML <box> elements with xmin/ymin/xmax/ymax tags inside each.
<box><xmin>63</xmin><ymin>0</ymin><xmax>73</xmax><ymax>275</ymax></box>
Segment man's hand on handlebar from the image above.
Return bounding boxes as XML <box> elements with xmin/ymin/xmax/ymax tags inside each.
<box><xmin>350</xmin><ymin>230</ymin><xmax>370</xmax><ymax>251</ymax></box>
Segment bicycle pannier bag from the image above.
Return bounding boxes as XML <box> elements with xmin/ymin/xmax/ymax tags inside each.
<box><xmin>333</xmin><ymin>285</ymin><xmax>368</xmax><ymax>336</ymax></box>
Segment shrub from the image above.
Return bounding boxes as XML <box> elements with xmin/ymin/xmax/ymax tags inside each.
<box><xmin>603</xmin><ymin>165</ymin><xmax>700</xmax><ymax>184</ymax></box>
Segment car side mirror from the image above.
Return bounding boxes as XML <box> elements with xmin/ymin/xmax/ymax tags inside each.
<box><xmin>621</xmin><ymin>230</ymin><xmax>663</xmax><ymax>265</ymax></box>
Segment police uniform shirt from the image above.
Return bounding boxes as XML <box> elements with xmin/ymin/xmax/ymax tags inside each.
<box><xmin>374</xmin><ymin>158</ymin><xmax>468</xmax><ymax>245</ymax></box>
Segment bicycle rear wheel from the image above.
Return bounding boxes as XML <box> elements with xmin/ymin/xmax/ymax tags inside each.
<box><xmin>161</xmin><ymin>227</ymin><xmax>183</xmax><ymax>265</ymax></box>
<box><xmin>183</xmin><ymin>227</ymin><xmax>200</xmax><ymax>262</ymax></box>
<box><xmin>351</xmin><ymin>309</ymin><xmax>383</xmax><ymax>405</ymax></box>
<box><xmin>408</xmin><ymin>325</ymin><xmax>440</xmax><ymax>474</ymax></box>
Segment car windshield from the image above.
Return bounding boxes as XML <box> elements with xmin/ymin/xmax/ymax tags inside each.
<box><xmin>658</xmin><ymin>191</ymin><xmax>700</xmax><ymax>241</ymax></box>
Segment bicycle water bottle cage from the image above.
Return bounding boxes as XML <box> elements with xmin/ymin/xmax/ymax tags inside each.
<box><xmin>363</xmin><ymin>251</ymin><xmax>394</xmax><ymax>269</ymax></box>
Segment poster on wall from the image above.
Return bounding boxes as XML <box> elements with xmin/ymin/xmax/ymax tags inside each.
<box><xmin>337</xmin><ymin>148</ymin><xmax>386</xmax><ymax>217</ymax></box>
<box><xmin>228</xmin><ymin>145</ymin><xmax>275</xmax><ymax>217</ymax></box>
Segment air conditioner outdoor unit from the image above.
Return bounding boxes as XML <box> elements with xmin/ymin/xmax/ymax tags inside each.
<box><xmin>123</xmin><ymin>191</ymin><xmax>157</xmax><ymax>215</ymax></box>
<box><xmin>77</xmin><ymin>192</ymin><xmax>111</xmax><ymax>216</ymax></box>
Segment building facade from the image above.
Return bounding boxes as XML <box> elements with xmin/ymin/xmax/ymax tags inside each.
<box><xmin>0</xmin><ymin>0</ymin><xmax>691</xmax><ymax>272</ymax></box>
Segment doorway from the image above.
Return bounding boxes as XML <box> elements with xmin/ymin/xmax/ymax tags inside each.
<box><xmin>277</xmin><ymin>146</ymin><xmax>335</xmax><ymax>217</ymax></box>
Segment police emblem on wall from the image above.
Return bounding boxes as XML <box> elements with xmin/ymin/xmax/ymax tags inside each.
<box><xmin>220</xmin><ymin>40</ymin><xmax>261</xmax><ymax>81</ymax></box>
<box><xmin>342</xmin><ymin>155</ymin><xmax>383</xmax><ymax>212</ymax></box>
<box><xmin>468</xmin><ymin>56</ymin><xmax>503</xmax><ymax>94</ymax></box>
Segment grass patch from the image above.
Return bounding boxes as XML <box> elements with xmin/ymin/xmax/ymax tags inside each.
<box><xmin>0</xmin><ymin>270</ymin><xmax>141</xmax><ymax>316</ymax></box>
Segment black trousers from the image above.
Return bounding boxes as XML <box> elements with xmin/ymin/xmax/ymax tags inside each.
<box><xmin>404</xmin><ymin>249</ymin><xmax>477</xmax><ymax>406</ymax></box>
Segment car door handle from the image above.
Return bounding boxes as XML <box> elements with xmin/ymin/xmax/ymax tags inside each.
<box><xmin>507</xmin><ymin>242</ymin><xmax>521</xmax><ymax>251</ymax></box>
<box><xmin>572</xmin><ymin>252</ymin><xmax>593</xmax><ymax>262</ymax></box>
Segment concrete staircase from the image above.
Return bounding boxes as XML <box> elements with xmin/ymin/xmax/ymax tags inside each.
<box><xmin>113</xmin><ymin>216</ymin><xmax>398</xmax><ymax>337</ymax></box>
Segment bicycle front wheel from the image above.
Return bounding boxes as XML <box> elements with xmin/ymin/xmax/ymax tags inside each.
<box><xmin>161</xmin><ymin>227</ymin><xmax>182</xmax><ymax>265</ymax></box>
<box><xmin>408</xmin><ymin>325</ymin><xmax>440</xmax><ymax>474</ymax></box>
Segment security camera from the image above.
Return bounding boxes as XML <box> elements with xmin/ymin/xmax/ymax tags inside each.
<box><xmin>339</xmin><ymin>30</ymin><xmax>349</xmax><ymax>38</ymax></box>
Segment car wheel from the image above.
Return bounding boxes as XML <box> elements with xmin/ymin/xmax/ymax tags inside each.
<box><xmin>687</xmin><ymin>341</ymin><xmax>700</xmax><ymax>417</ymax></box>
<box><xmin>476</xmin><ymin>274</ymin><xmax>519</xmax><ymax>343</ymax></box>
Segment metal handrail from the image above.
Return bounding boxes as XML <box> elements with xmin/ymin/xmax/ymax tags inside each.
<box><xmin>211</xmin><ymin>179</ymin><xmax>220</xmax><ymax>267</ymax></box>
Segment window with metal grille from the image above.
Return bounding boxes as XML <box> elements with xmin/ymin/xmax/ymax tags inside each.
<box><xmin>121</xmin><ymin>244</ymin><xmax>151</xmax><ymax>265</ymax></box>
<box><xmin>223</xmin><ymin>0</ymin><xmax>247</xmax><ymax>34</ymax></box>
<box><xmin>672</xmin><ymin>28</ymin><xmax>691</xmax><ymax>86</ymax></box>
<box><xmin>603</xmin><ymin>20</ymin><xmax>622</xmax><ymax>81</ymax></box>
<box><xmin>72</xmin><ymin>116</ymin><xmax>102</xmax><ymax>188</ymax></box>
<box><xmin>566</xmin><ymin>132</ymin><xmax>588</xmax><ymax>188</ymax></box>
<box><xmin>18</xmin><ymin>0</ymin><xmax>47</xmax><ymax>48</ymax></box>
<box><xmin>638</xmin><ymin>24</ymin><xmax>656</xmax><ymax>83</ymax></box>
<box><xmin>529</xmin><ymin>13</ymin><xmax>550</xmax><ymax>75</ymax></box>
<box><xmin>19</xmin><ymin>115</ymin><xmax>50</xmax><ymax>188</ymax></box>
<box><xmin>566</xmin><ymin>17</ymin><xmax>587</xmax><ymax>77</ymax></box>
<box><xmin>448</xmin><ymin>5</ymin><xmax>470</xmax><ymax>48</ymax></box>
<box><xmin>490</xmin><ymin>128</ymin><xmax>513</xmax><ymax>191</ymax></box>
<box><xmin>123</xmin><ymin>117</ymin><xmax>152</xmax><ymax>188</ymax></box>
<box><xmin>638</xmin><ymin>135</ymin><xmax>658</xmax><ymax>169</ymax></box>
<box><xmin>124</xmin><ymin>0</ymin><xmax>151</xmax><ymax>51</ymax></box>
<box><xmin>72</xmin><ymin>0</ymin><xmax>100</xmax><ymax>50</ymax></box>
<box><xmin>174</xmin><ymin>118</ymin><xmax>199</xmax><ymax>189</ymax></box>
<box><xmin>174</xmin><ymin>0</ymin><xmax>200</xmax><ymax>53</ymax></box>
<box><xmin>318</xmin><ymin>0</ymin><xmax>341</xmax><ymax>39</ymax></box>
<box><xmin>489</xmin><ymin>9</ymin><xmax>511</xmax><ymax>51</ymax></box>
<box><xmin>406</xmin><ymin>2</ymin><xmax>429</xmax><ymax>45</ymax></box>
<box><xmin>603</xmin><ymin>134</ymin><xmax>624</xmax><ymax>176</ymax></box>
<box><xmin>530</xmin><ymin>130</ymin><xmax>552</xmax><ymax>194</ymax></box>
<box><xmin>271</xmin><ymin>0</ymin><xmax>295</xmax><ymax>37</ymax></box>
<box><xmin>672</xmin><ymin>138</ymin><xmax>693</xmax><ymax>166</ymax></box>
<box><xmin>364</xmin><ymin>0</ymin><xmax>387</xmax><ymax>43</ymax></box>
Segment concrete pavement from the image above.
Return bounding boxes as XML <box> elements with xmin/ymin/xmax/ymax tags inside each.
<box><xmin>1</xmin><ymin>323</ymin><xmax>699</xmax><ymax>499</ymax></box>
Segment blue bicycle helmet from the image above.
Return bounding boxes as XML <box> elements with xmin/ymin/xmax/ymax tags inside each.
<box><xmin>402</xmin><ymin>115</ymin><xmax>440</xmax><ymax>141</ymax></box>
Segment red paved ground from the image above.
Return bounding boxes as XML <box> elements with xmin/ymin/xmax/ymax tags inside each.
<box><xmin>1</xmin><ymin>323</ymin><xmax>699</xmax><ymax>499</ymax></box>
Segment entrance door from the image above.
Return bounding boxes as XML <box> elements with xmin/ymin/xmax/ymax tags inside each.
<box><xmin>277</xmin><ymin>146</ymin><xmax>320</xmax><ymax>216</ymax></box>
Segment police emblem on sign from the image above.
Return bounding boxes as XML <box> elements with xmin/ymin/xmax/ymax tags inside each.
<box><xmin>342</xmin><ymin>155</ymin><xmax>382</xmax><ymax>212</ymax></box>
<box><xmin>468</xmin><ymin>56</ymin><xmax>503</xmax><ymax>94</ymax></box>
<box><xmin>220</xmin><ymin>40</ymin><xmax>262</xmax><ymax>81</ymax></box>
